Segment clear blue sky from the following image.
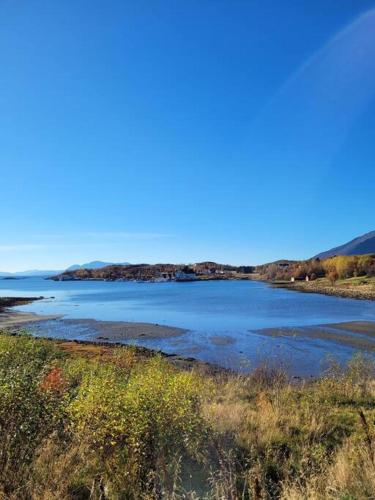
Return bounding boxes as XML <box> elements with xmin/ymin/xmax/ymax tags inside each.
<box><xmin>1</xmin><ymin>0</ymin><xmax>375</xmax><ymax>271</ymax></box>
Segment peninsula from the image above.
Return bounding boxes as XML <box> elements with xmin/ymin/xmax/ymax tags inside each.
<box><xmin>51</xmin><ymin>261</ymin><xmax>254</xmax><ymax>282</ymax></box>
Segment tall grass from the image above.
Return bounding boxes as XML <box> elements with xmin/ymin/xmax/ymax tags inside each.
<box><xmin>0</xmin><ymin>331</ymin><xmax>374</xmax><ymax>499</ymax></box>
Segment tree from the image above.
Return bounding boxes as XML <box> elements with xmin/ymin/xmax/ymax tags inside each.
<box><xmin>327</xmin><ymin>268</ymin><xmax>339</xmax><ymax>285</ymax></box>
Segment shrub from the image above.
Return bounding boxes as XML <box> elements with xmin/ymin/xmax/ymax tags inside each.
<box><xmin>0</xmin><ymin>334</ymin><xmax>66</xmax><ymax>496</ymax></box>
<box><xmin>67</xmin><ymin>356</ymin><xmax>207</xmax><ymax>497</ymax></box>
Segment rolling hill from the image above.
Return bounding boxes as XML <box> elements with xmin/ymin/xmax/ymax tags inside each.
<box><xmin>66</xmin><ymin>261</ymin><xmax>130</xmax><ymax>271</ymax></box>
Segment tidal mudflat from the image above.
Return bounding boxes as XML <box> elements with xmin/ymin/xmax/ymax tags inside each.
<box><xmin>258</xmin><ymin>321</ymin><xmax>375</xmax><ymax>351</ymax></box>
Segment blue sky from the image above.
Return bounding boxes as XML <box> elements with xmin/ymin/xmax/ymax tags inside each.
<box><xmin>1</xmin><ymin>0</ymin><xmax>375</xmax><ymax>271</ymax></box>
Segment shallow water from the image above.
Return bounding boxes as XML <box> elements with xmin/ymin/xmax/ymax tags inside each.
<box><xmin>1</xmin><ymin>277</ymin><xmax>374</xmax><ymax>375</ymax></box>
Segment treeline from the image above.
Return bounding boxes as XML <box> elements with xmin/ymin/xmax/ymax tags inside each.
<box><xmin>257</xmin><ymin>254</ymin><xmax>375</xmax><ymax>283</ymax></box>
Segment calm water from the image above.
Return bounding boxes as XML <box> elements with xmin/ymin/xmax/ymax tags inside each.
<box><xmin>1</xmin><ymin>277</ymin><xmax>375</xmax><ymax>375</ymax></box>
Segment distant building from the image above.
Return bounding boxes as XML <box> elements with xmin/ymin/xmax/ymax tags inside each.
<box><xmin>193</xmin><ymin>262</ymin><xmax>219</xmax><ymax>275</ymax></box>
<box><xmin>160</xmin><ymin>272</ymin><xmax>175</xmax><ymax>281</ymax></box>
<box><xmin>175</xmin><ymin>270</ymin><xmax>197</xmax><ymax>281</ymax></box>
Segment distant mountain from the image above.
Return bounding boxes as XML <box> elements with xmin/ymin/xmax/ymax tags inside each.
<box><xmin>13</xmin><ymin>270</ymin><xmax>63</xmax><ymax>277</ymax></box>
<box><xmin>0</xmin><ymin>261</ymin><xmax>131</xmax><ymax>278</ymax></box>
<box><xmin>315</xmin><ymin>230</ymin><xmax>375</xmax><ymax>259</ymax></box>
<box><xmin>66</xmin><ymin>261</ymin><xmax>130</xmax><ymax>271</ymax></box>
<box><xmin>0</xmin><ymin>270</ymin><xmax>62</xmax><ymax>277</ymax></box>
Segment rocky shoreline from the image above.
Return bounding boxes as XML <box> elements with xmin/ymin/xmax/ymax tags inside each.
<box><xmin>272</xmin><ymin>281</ymin><xmax>375</xmax><ymax>301</ymax></box>
<box><xmin>0</xmin><ymin>296</ymin><xmax>44</xmax><ymax>310</ymax></box>
<box><xmin>0</xmin><ymin>296</ymin><xmax>225</xmax><ymax>374</ymax></box>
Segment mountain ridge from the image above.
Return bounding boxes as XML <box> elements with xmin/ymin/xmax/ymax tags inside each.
<box><xmin>315</xmin><ymin>230</ymin><xmax>375</xmax><ymax>259</ymax></box>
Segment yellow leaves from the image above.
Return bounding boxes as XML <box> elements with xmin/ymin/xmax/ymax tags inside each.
<box><xmin>66</xmin><ymin>353</ymin><xmax>206</xmax><ymax>462</ymax></box>
<box><xmin>322</xmin><ymin>254</ymin><xmax>375</xmax><ymax>280</ymax></box>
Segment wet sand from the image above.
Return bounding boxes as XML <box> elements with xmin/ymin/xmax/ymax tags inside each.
<box><xmin>257</xmin><ymin>321</ymin><xmax>375</xmax><ymax>351</ymax></box>
<box><xmin>0</xmin><ymin>295</ymin><xmax>187</xmax><ymax>339</ymax></box>
<box><xmin>0</xmin><ymin>312</ymin><xmax>186</xmax><ymax>341</ymax></box>
<box><xmin>327</xmin><ymin>321</ymin><xmax>375</xmax><ymax>336</ymax></box>
<box><xmin>209</xmin><ymin>335</ymin><xmax>236</xmax><ymax>346</ymax></box>
<box><xmin>61</xmin><ymin>318</ymin><xmax>187</xmax><ymax>340</ymax></box>
<box><xmin>0</xmin><ymin>296</ymin><xmax>59</xmax><ymax>328</ymax></box>
<box><xmin>0</xmin><ymin>310</ymin><xmax>60</xmax><ymax>329</ymax></box>
<box><xmin>0</xmin><ymin>303</ymin><xmax>216</xmax><ymax>373</ymax></box>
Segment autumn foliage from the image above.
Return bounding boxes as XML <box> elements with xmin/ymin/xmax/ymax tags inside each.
<box><xmin>257</xmin><ymin>254</ymin><xmax>375</xmax><ymax>282</ymax></box>
<box><xmin>39</xmin><ymin>366</ymin><xmax>67</xmax><ymax>394</ymax></box>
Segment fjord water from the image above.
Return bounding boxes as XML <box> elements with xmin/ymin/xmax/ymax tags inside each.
<box><xmin>1</xmin><ymin>277</ymin><xmax>374</xmax><ymax>375</ymax></box>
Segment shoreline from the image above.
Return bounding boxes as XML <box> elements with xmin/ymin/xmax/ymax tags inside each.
<box><xmin>0</xmin><ymin>312</ymin><xmax>224</xmax><ymax>376</ymax></box>
<box><xmin>0</xmin><ymin>296</ymin><xmax>187</xmax><ymax>340</ymax></box>
<box><xmin>0</xmin><ymin>296</ymin><xmax>222</xmax><ymax>373</ymax></box>
<box><xmin>0</xmin><ymin>296</ymin><xmax>59</xmax><ymax>328</ymax></box>
<box><xmin>0</xmin><ymin>296</ymin><xmax>45</xmax><ymax>309</ymax></box>
<box><xmin>36</xmin><ymin>317</ymin><xmax>188</xmax><ymax>341</ymax></box>
<box><xmin>45</xmin><ymin>337</ymin><xmax>227</xmax><ymax>374</ymax></box>
<box><xmin>268</xmin><ymin>280</ymin><xmax>375</xmax><ymax>301</ymax></box>
<box><xmin>1</xmin><ymin>294</ymin><xmax>375</xmax><ymax>376</ymax></box>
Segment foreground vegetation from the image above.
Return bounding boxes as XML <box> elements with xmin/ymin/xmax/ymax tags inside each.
<box><xmin>1</xmin><ymin>332</ymin><xmax>375</xmax><ymax>499</ymax></box>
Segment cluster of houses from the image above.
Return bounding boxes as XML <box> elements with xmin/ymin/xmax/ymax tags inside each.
<box><xmin>155</xmin><ymin>262</ymin><xmax>232</xmax><ymax>282</ymax></box>
<box><xmin>156</xmin><ymin>269</ymin><xmax>197</xmax><ymax>282</ymax></box>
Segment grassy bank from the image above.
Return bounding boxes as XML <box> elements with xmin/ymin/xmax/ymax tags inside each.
<box><xmin>1</xmin><ymin>331</ymin><xmax>375</xmax><ymax>499</ymax></box>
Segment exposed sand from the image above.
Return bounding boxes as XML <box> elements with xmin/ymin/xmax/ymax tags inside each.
<box><xmin>257</xmin><ymin>321</ymin><xmax>375</xmax><ymax>351</ymax></box>
<box><xmin>0</xmin><ymin>297</ymin><xmax>57</xmax><ymax>328</ymax></box>
<box><xmin>328</xmin><ymin>321</ymin><xmax>375</xmax><ymax>336</ymax></box>
<box><xmin>0</xmin><ymin>295</ymin><xmax>187</xmax><ymax>340</ymax></box>
<box><xmin>209</xmin><ymin>335</ymin><xmax>236</xmax><ymax>346</ymax></box>
<box><xmin>0</xmin><ymin>296</ymin><xmax>222</xmax><ymax>374</ymax></box>
<box><xmin>61</xmin><ymin>318</ymin><xmax>187</xmax><ymax>340</ymax></box>
<box><xmin>0</xmin><ymin>310</ymin><xmax>60</xmax><ymax>328</ymax></box>
<box><xmin>0</xmin><ymin>312</ymin><xmax>186</xmax><ymax>341</ymax></box>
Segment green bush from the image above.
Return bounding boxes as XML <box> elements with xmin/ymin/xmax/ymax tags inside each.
<box><xmin>0</xmin><ymin>334</ymin><xmax>66</xmax><ymax>496</ymax></box>
<box><xmin>68</xmin><ymin>356</ymin><xmax>207</xmax><ymax>496</ymax></box>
